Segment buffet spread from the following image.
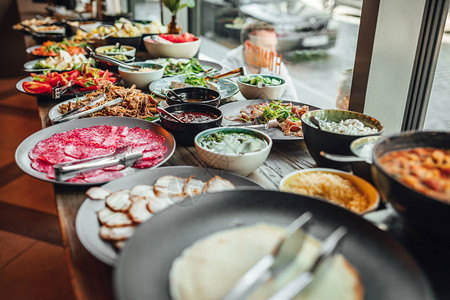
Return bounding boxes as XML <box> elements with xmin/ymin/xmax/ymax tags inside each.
<box><xmin>12</xmin><ymin>13</ymin><xmax>449</xmax><ymax>300</ymax></box>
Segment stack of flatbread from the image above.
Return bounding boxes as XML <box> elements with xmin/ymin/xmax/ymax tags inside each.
<box><xmin>169</xmin><ymin>224</ymin><xmax>364</xmax><ymax>300</ymax></box>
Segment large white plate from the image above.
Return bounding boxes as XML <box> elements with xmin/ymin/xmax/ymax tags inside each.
<box><xmin>220</xmin><ymin>99</ymin><xmax>320</xmax><ymax>141</ymax></box>
<box><xmin>149</xmin><ymin>74</ymin><xmax>239</xmax><ymax>99</ymax></box>
<box><xmin>15</xmin><ymin>116</ymin><xmax>175</xmax><ymax>186</ymax></box>
<box><xmin>76</xmin><ymin>166</ymin><xmax>263</xmax><ymax>266</ymax></box>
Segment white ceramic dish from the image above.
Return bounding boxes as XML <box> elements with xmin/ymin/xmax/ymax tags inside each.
<box><xmin>237</xmin><ymin>74</ymin><xmax>287</xmax><ymax>99</ymax></box>
<box><xmin>95</xmin><ymin>45</ymin><xmax>136</xmax><ymax>57</ymax></box>
<box><xmin>194</xmin><ymin>127</ymin><xmax>272</xmax><ymax>176</ymax></box>
<box><xmin>143</xmin><ymin>36</ymin><xmax>200</xmax><ymax>58</ymax></box>
<box><xmin>118</xmin><ymin>62</ymin><xmax>164</xmax><ymax>90</ymax></box>
<box><xmin>279</xmin><ymin>168</ymin><xmax>380</xmax><ymax>215</ymax></box>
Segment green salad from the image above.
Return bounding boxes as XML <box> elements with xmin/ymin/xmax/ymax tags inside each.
<box><xmin>185</xmin><ymin>74</ymin><xmax>208</xmax><ymax>87</ymax></box>
<box><xmin>241</xmin><ymin>75</ymin><xmax>281</xmax><ymax>86</ymax></box>
<box><xmin>164</xmin><ymin>58</ymin><xmax>206</xmax><ymax>76</ymax></box>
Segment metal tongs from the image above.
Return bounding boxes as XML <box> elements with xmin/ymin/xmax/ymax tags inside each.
<box><xmin>86</xmin><ymin>46</ymin><xmax>141</xmax><ymax>71</ymax></box>
<box><xmin>222</xmin><ymin>212</ymin><xmax>313</xmax><ymax>300</ymax></box>
<box><xmin>227</xmin><ymin>119</ymin><xmax>279</xmax><ymax>132</ymax></box>
<box><xmin>52</xmin><ymin>80</ymin><xmax>74</xmax><ymax>100</ymax></box>
<box><xmin>206</xmin><ymin>66</ymin><xmax>246</xmax><ymax>81</ymax></box>
<box><xmin>54</xmin><ymin>146</ymin><xmax>143</xmax><ymax>182</ymax></box>
<box><xmin>52</xmin><ymin>95</ymin><xmax>123</xmax><ymax>124</ymax></box>
<box><xmin>268</xmin><ymin>227</ymin><xmax>347</xmax><ymax>300</ymax></box>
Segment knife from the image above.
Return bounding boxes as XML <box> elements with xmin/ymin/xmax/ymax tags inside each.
<box><xmin>222</xmin><ymin>212</ymin><xmax>313</xmax><ymax>300</ymax></box>
<box><xmin>267</xmin><ymin>227</ymin><xmax>347</xmax><ymax>300</ymax></box>
<box><xmin>53</xmin><ymin>97</ymin><xmax>123</xmax><ymax>124</ymax></box>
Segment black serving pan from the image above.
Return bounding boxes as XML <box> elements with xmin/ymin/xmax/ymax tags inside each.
<box><xmin>372</xmin><ymin>131</ymin><xmax>450</xmax><ymax>238</ymax></box>
<box><xmin>114</xmin><ymin>190</ymin><xmax>434</xmax><ymax>300</ymax></box>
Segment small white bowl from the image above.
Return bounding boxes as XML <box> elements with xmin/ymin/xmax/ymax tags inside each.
<box><xmin>194</xmin><ymin>127</ymin><xmax>272</xmax><ymax>176</ymax></box>
<box><xmin>95</xmin><ymin>45</ymin><xmax>136</xmax><ymax>57</ymax></box>
<box><xmin>118</xmin><ymin>62</ymin><xmax>164</xmax><ymax>90</ymax></box>
<box><xmin>279</xmin><ymin>168</ymin><xmax>380</xmax><ymax>215</ymax></box>
<box><xmin>143</xmin><ymin>36</ymin><xmax>200</xmax><ymax>58</ymax></box>
<box><xmin>237</xmin><ymin>74</ymin><xmax>287</xmax><ymax>100</ymax></box>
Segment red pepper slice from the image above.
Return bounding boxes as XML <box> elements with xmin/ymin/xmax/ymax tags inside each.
<box><xmin>22</xmin><ymin>81</ymin><xmax>52</xmax><ymax>94</ymax></box>
<box><xmin>79</xmin><ymin>85</ymin><xmax>100</xmax><ymax>92</ymax></box>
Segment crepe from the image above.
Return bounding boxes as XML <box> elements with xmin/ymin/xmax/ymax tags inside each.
<box><xmin>169</xmin><ymin>224</ymin><xmax>363</xmax><ymax>300</ymax></box>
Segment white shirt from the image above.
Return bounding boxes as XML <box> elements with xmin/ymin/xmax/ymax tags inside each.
<box><xmin>221</xmin><ymin>45</ymin><xmax>298</xmax><ymax>102</ymax></box>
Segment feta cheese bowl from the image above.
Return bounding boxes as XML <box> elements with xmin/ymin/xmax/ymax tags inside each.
<box><xmin>301</xmin><ymin>109</ymin><xmax>383</xmax><ymax>170</ymax></box>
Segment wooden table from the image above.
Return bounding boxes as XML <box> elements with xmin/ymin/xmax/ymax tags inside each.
<box><xmin>35</xmin><ymin>96</ymin><xmax>316</xmax><ymax>300</ymax></box>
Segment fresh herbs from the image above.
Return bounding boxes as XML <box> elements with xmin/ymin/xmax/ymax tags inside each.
<box><xmin>184</xmin><ymin>74</ymin><xmax>208</xmax><ymax>87</ymax></box>
<box><xmin>164</xmin><ymin>58</ymin><xmax>205</xmax><ymax>76</ymax></box>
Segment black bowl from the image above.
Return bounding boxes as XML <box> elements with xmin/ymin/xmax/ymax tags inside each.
<box><xmin>301</xmin><ymin>109</ymin><xmax>383</xmax><ymax>170</ymax></box>
<box><xmin>372</xmin><ymin>131</ymin><xmax>450</xmax><ymax>238</ymax></box>
<box><xmin>106</xmin><ymin>35</ymin><xmax>142</xmax><ymax>50</ymax></box>
<box><xmin>31</xmin><ymin>32</ymin><xmax>65</xmax><ymax>44</ymax></box>
<box><xmin>160</xmin><ymin>103</ymin><xmax>222</xmax><ymax>146</ymax></box>
<box><xmin>165</xmin><ymin>87</ymin><xmax>221</xmax><ymax>107</ymax></box>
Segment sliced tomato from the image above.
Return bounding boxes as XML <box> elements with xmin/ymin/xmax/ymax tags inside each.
<box><xmin>66</xmin><ymin>70</ymin><xmax>81</xmax><ymax>81</ymax></box>
<box><xmin>22</xmin><ymin>81</ymin><xmax>52</xmax><ymax>94</ymax></box>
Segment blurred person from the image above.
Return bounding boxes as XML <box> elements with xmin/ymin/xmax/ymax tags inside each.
<box><xmin>221</xmin><ymin>21</ymin><xmax>298</xmax><ymax>101</ymax></box>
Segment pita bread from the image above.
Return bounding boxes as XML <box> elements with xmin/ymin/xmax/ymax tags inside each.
<box><xmin>169</xmin><ymin>224</ymin><xmax>363</xmax><ymax>300</ymax></box>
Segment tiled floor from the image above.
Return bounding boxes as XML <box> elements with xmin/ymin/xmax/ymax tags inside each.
<box><xmin>0</xmin><ymin>77</ymin><xmax>74</xmax><ymax>299</ymax></box>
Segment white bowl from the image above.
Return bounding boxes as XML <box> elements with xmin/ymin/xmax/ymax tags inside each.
<box><xmin>194</xmin><ymin>127</ymin><xmax>272</xmax><ymax>176</ymax></box>
<box><xmin>279</xmin><ymin>168</ymin><xmax>380</xmax><ymax>215</ymax></box>
<box><xmin>143</xmin><ymin>36</ymin><xmax>201</xmax><ymax>58</ymax></box>
<box><xmin>95</xmin><ymin>45</ymin><xmax>136</xmax><ymax>57</ymax></box>
<box><xmin>237</xmin><ymin>75</ymin><xmax>287</xmax><ymax>100</ymax></box>
<box><xmin>118</xmin><ymin>62</ymin><xmax>164</xmax><ymax>90</ymax></box>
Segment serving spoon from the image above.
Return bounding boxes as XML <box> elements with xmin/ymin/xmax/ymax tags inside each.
<box><xmin>156</xmin><ymin>107</ymin><xmax>185</xmax><ymax>123</ymax></box>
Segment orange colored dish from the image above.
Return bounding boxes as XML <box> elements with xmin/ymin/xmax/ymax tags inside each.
<box><xmin>379</xmin><ymin>148</ymin><xmax>450</xmax><ymax>202</ymax></box>
<box><xmin>31</xmin><ymin>40</ymin><xmax>87</xmax><ymax>57</ymax></box>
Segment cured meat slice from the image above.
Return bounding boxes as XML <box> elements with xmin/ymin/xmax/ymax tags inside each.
<box><xmin>99</xmin><ymin>225</ymin><xmax>136</xmax><ymax>241</ymax></box>
<box><xmin>31</xmin><ymin>159</ymin><xmax>53</xmax><ymax>173</ymax></box>
<box><xmin>131</xmin><ymin>135</ymin><xmax>165</xmax><ymax>153</ymax></box>
<box><xmin>82</xmin><ymin>170</ymin><xmax>123</xmax><ymax>183</ymax></box>
<box><xmin>147</xmin><ymin>196</ymin><xmax>173</xmax><ymax>213</ymax></box>
<box><xmin>97</xmin><ymin>207</ymin><xmax>133</xmax><ymax>227</ymax></box>
<box><xmin>129</xmin><ymin>185</ymin><xmax>156</xmax><ymax>202</ymax></box>
<box><xmin>202</xmin><ymin>176</ymin><xmax>236</xmax><ymax>193</ymax></box>
<box><xmin>142</xmin><ymin>146</ymin><xmax>167</xmax><ymax>160</ymax></box>
<box><xmin>86</xmin><ymin>187</ymin><xmax>111</xmax><ymax>200</ymax></box>
<box><xmin>103</xmin><ymin>164</ymin><xmax>125</xmax><ymax>171</ymax></box>
<box><xmin>133</xmin><ymin>156</ymin><xmax>165</xmax><ymax>169</ymax></box>
<box><xmin>106</xmin><ymin>189</ymin><xmax>132</xmax><ymax>212</ymax></box>
<box><xmin>183</xmin><ymin>177</ymin><xmax>206</xmax><ymax>197</ymax></box>
<box><xmin>128</xmin><ymin>199</ymin><xmax>153</xmax><ymax>223</ymax></box>
<box><xmin>154</xmin><ymin>175</ymin><xmax>187</xmax><ymax>198</ymax></box>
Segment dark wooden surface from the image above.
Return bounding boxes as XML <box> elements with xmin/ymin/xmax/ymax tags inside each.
<box><xmin>35</xmin><ymin>96</ymin><xmax>315</xmax><ymax>300</ymax></box>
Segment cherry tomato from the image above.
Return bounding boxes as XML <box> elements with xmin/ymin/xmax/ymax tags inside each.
<box><xmin>22</xmin><ymin>81</ymin><xmax>52</xmax><ymax>94</ymax></box>
<box><xmin>80</xmin><ymin>85</ymin><xmax>100</xmax><ymax>92</ymax></box>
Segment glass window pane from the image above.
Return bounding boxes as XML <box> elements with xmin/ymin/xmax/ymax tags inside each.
<box><xmin>423</xmin><ymin>6</ymin><xmax>450</xmax><ymax>131</ymax></box>
<box><xmin>197</xmin><ymin>0</ymin><xmax>362</xmax><ymax>109</ymax></box>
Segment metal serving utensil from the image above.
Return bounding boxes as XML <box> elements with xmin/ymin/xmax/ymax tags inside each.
<box><xmin>222</xmin><ymin>212</ymin><xmax>313</xmax><ymax>300</ymax></box>
<box><xmin>156</xmin><ymin>107</ymin><xmax>185</xmax><ymax>123</ymax></box>
<box><xmin>207</xmin><ymin>66</ymin><xmax>246</xmax><ymax>81</ymax></box>
<box><xmin>53</xmin><ymin>97</ymin><xmax>123</xmax><ymax>124</ymax></box>
<box><xmin>267</xmin><ymin>227</ymin><xmax>348</xmax><ymax>300</ymax></box>
<box><xmin>52</xmin><ymin>80</ymin><xmax>74</xmax><ymax>100</ymax></box>
<box><xmin>54</xmin><ymin>146</ymin><xmax>142</xmax><ymax>182</ymax></box>
<box><xmin>227</xmin><ymin>119</ymin><xmax>278</xmax><ymax>132</ymax></box>
<box><xmin>87</xmin><ymin>47</ymin><xmax>141</xmax><ymax>71</ymax></box>
<box><xmin>52</xmin><ymin>93</ymin><xmax>106</xmax><ymax>123</ymax></box>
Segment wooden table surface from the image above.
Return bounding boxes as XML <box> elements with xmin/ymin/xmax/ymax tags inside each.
<box><xmin>35</xmin><ymin>95</ymin><xmax>316</xmax><ymax>300</ymax></box>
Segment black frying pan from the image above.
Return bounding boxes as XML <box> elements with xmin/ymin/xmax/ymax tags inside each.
<box><xmin>114</xmin><ymin>190</ymin><xmax>434</xmax><ymax>300</ymax></box>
